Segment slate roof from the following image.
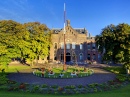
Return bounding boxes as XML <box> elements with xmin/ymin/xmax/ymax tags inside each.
<box><xmin>52</xmin><ymin>28</ymin><xmax>87</xmax><ymax>34</ymax></box>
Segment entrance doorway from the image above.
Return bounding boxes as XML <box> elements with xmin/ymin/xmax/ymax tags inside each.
<box><xmin>66</xmin><ymin>52</ymin><xmax>71</xmax><ymax>62</ymax></box>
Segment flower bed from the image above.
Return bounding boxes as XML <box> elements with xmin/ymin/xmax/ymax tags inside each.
<box><xmin>32</xmin><ymin>66</ymin><xmax>94</xmax><ymax>79</ymax></box>
<box><xmin>5</xmin><ymin>77</ymin><xmax>130</xmax><ymax>95</ymax></box>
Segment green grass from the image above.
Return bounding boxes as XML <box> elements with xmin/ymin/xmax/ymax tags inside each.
<box><xmin>104</xmin><ymin>66</ymin><xmax>126</xmax><ymax>74</ymax></box>
<box><xmin>0</xmin><ymin>84</ymin><xmax>130</xmax><ymax>97</ymax></box>
<box><xmin>3</xmin><ymin>64</ymin><xmax>31</xmax><ymax>73</ymax></box>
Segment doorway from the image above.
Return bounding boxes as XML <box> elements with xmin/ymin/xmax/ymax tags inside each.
<box><xmin>66</xmin><ymin>52</ymin><xmax>71</xmax><ymax>62</ymax></box>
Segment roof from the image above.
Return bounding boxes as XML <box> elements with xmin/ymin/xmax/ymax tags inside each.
<box><xmin>74</xmin><ymin>28</ymin><xmax>87</xmax><ymax>34</ymax></box>
<box><xmin>52</xmin><ymin>28</ymin><xmax>87</xmax><ymax>34</ymax></box>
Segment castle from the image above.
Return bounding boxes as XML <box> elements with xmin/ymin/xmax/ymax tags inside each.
<box><xmin>49</xmin><ymin>20</ymin><xmax>101</xmax><ymax>64</ymax></box>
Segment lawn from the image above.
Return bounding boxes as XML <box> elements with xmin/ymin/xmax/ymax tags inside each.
<box><xmin>0</xmin><ymin>63</ymin><xmax>32</xmax><ymax>73</ymax></box>
<box><xmin>103</xmin><ymin>66</ymin><xmax>126</xmax><ymax>74</ymax></box>
<box><xmin>5</xmin><ymin>64</ymin><xmax>31</xmax><ymax>73</ymax></box>
<box><xmin>1</xmin><ymin>62</ymin><xmax>130</xmax><ymax>97</ymax></box>
<box><xmin>0</xmin><ymin>84</ymin><xmax>130</xmax><ymax>97</ymax></box>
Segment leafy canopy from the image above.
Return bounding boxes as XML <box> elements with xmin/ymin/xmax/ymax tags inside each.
<box><xmin>0</xmin><ymin>20</ymin><xmax>51</xmax><ymax>68</ymax></box>
<box><xmin>96</xmin><ymin>23</ymin><xmax>130</xmax><ymax>67</ymax></box>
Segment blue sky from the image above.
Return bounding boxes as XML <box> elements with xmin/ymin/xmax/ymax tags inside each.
<box><xmin>0</xmin><ymin>0</ymin><xmax>130</xmax><ymax>36</ymax></box>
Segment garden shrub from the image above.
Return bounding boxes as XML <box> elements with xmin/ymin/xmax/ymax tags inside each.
<box><xmin>0</xmin><ymin>73</ymin><xmax>8</xmax><ymax>85</ymax></box>
<box><xmin>116</xmin><ymin>74</ymin><xmax>128</xmax><ymax>82</ymax></box>
<box><xmin>42</xmin><ymin>84</ymin><xmax>48</xmax><ymax>88</ymax></box>
<box><xmin>104</xmin><ymin>66</ymin><xmax>126</xmax><ymax>74</ymax></box>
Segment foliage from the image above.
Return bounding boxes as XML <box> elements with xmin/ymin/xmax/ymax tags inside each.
<box><xmin>96</xmin><ymin>23</ymin><xmax>130</xmax><ymax>68</ymax></box>
<box><xmin>104</xmin><ymin>66</ymin><xmax>126</xmax><ymax>74</ymax></box>
<box><xmin>0</xmin><ymin>20</ymin><xmax>51</xmax><ymax>67</ymax></box>
<box><xmin>33</xmin><ymin>66</ymin><xmax>94</xmax><ymax>79</ymax></box>
<box><xmin>0</xmin><ymin>20</ymin><xmax>23</xmax><ymax>68</ymax></box>
<box><xmin>2</xmin><ymin>76</ymin><xmax>130</xmax><ymax>95</ymax></box>
<box><xmin>0</xmin><ymin>73</ymin><xmax>8</xmax><ymax>85</ymax></box>
<box><xmin>1</xmin><ymin>84</ymin><xmax>130</xmax><ymax>97</ymax></box>
<box><xmin>23</xmin><ymin>22</ymin><xmax>51</xmax><ymax>66</ymax></box>
<box><xmin>116</xmin><ymin>74</ymin><xmax>128</xmax><ymax>82</ymax></box>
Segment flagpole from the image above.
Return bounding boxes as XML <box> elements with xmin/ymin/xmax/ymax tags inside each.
<box><xmin>63</xmin><ymin>3</ymin><xmax>66</xmax><ymax>71</ymax></box>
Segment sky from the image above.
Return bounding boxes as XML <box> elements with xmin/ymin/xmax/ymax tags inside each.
<box><xmin>0</xmin><ymin>0</ymin><xmax>130</xmax><ymax>36</ymax></box>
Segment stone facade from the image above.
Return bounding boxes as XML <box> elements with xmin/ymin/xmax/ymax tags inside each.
<box><xmin>49</xmin><ymin>20</ymin><xmax>101</xmax><ymax>63</ymax></box>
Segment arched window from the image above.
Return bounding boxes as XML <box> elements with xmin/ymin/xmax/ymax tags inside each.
<box><xmin>54</xmin><ymin>43</ymin><xmax>57</xmax><ymax>49</ymax></box>
<box><xmin>79</xmin><ymin>53</ymin><xmax>83</xmax><ymax>60</ymax></box>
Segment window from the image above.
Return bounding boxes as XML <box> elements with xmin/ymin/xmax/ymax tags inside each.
<box><xmin>54</xmin><ymin>43</ymin><xmax>57</xmax><ymax>49</ymax></box>
<box><xmin>92</xmin><ymin>43</ymin><xmax>96</xmax><ymax>49</ymax></box>
<box><xmin>66</xmin><ymin>43</ymin><xmax>70</xmax><ymax>49</ymax></box>
<box><xmin>54</xmin><ymin>57</ymin><xmax>57</xmax><ymax>60</ymax></box>
<box><xmin>79</xmin><ymin>53</ymin><xmax>83</xmax><ymax>60</ymax></box>
<box><xmin>93</xmin><ymin>54</ymin><xmax>96</xmax><ymax>60</ymax></box>
<box><xmin>72</xmin><ymin>43</ymin><xmax>75</xmax><ymax>49</ymax></box>
<box><xmin>98</xmin><ymin>54</ymin><xmax>101</xmax><ymax>61</ymax></box>
<box><xmin>61</xmin><ymin>43</ymin><xmax>64</xmax><ymax>49</ymax></box>
<box><xmin>87</xmin><ymin>43</ymin><xmax>90</xmax><ymax>49</ymax></box>
<box><xmin>87</xmin><ymin>54</ymin><xmax>90</xmax><ymax>60</ymax></box>
<box><xmin>54</xmin><ymin>50</ymin><xmax>57</xmax><ymax>60</ymax></box>
<box><xmin>61</xmin><ymin>54</ymin><xmax>64</xmax><ymax>60</ymax></box>
<box><xmin>80</xmin><ymin>43</ymin><xmax>83</xmax><ymax>50</ymax></box>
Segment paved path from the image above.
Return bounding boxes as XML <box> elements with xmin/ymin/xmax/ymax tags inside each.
<box><xmin>8</xmin><ymin>65</ymin><xmax>116</xmax><ymax>86</ymax></box>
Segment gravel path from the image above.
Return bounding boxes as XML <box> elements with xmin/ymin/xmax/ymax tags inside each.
<box><xmin>8</xmin><ymin>66</ymin><xmax>116</xmax><ymax>86</ymax></box>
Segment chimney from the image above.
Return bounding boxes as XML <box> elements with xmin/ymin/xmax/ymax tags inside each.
<box><xmin>66</xmin><ymin>20</ymin><xmax>70</xmax><ymax>26</ymax></box>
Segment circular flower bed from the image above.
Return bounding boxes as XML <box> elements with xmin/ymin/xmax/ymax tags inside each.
<box><xmin>32</xmin><ymin>66</ymin><xmax>94</xmax><ymax>79</ymax></box>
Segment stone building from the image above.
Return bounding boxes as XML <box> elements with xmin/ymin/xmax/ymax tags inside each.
<box><xmin>49</xmin><ymin>20</ymin><xmax>101</xmax><ymax>64</ymax></box>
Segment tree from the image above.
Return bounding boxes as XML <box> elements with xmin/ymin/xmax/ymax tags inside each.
<box><xmin>23</xmin><ymin>22</ymin><xmax>51</xmax><ymax>66</ymax></box>
<box><xmin>96</xmin><ymin>23</ymin><xmax>130</xmax><ymax>68</ymax></box>
<box><xmin>0</xmin><ymin>20</ymin><xmax>51</xmax><ymax>68</ymax></box>
<box><xmin>0</xmin><ymin>20</ymin><xmax>23</xmax><ymax>68</ymax></box>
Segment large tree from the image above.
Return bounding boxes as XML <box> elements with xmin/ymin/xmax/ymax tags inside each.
<box><xmin>23</xmin><ymin>22</ymin><xmax>51</xmax><ymax>66</ymax></box>
<box><xmin>0</xmin><ymin>20</ymin><xmax>23</xmax><ymax>68</ymax></box>
<box><xmin>0</xmin><ymin>20</ymin><xmax>51</xmax><ymax>68</ymax></box>
<box><xmin>96</xmin><ymin>23</ymin><xmax>130</xmax><ymax>68</ymax></box>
